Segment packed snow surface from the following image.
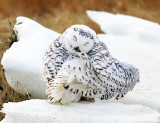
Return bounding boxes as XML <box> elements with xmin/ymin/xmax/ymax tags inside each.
<box><xmin>1</xmin><ymin>99</ymin><xmax>159</xmax><ymax>123</ymax></box>
<box><xmin>1</xmin><ymin>17</ymin><xmax>60</xmax><ymax>98</ymax></box>
<box><xmin>1</xmin><ymin>11</ymin><xmax>160</xmax><ymax>122</ymax></box>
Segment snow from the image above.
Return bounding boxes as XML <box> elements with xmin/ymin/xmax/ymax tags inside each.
<box><xmin>1</xmin><ymin>11</ymin><xmax>160</xmax><ymax>122</ymax></box>
<box><xmin>1</xmin><ymin>99</ymin><xmax>159</xmax><ymax>123</ymax></box>
<box><xmin>87</xmin><ymin>10</ymin><xmax>160</xmax><ymax>44</ymax></box>
<box><xmin>1</xmin><ymin>17</ymin><xmax>60</xmax><ymax>98</ymax></box>
<box><xmin>97</xmin><ymin>34</ymin><xmax>160</xmax><ymax>111</ymax></box>
<box><xmin>87</xmin><ymin>10</ymin><xmax>160</xmax><ymax>112</ymax></box>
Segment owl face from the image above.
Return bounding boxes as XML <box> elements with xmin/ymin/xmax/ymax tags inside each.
<box><xmin>64</xmin><ymin>25</ymin><xmax>95</xmax><ymax>54</ymax></box>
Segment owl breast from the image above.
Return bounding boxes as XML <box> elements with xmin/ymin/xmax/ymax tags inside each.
<box><xmin>61</xmin><ymin>56</ymin><xmax>87</xmax><ymax>83</ymax></box>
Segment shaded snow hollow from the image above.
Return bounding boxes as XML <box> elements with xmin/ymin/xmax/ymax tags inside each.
<box><xmin>1</xmin><ymin>11</ymin><xmax>160</xmax><ymax>122</ymax></box>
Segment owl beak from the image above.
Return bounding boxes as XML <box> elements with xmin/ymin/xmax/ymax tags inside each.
<box><xmin>74</xmin><ymin>47</ymin><xmax>81</xmax><ymax>52</ymax></box>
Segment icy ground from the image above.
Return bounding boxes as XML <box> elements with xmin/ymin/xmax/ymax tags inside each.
<box><xmin>1</xmin><ymin>11</ymin><xmax>160</xmax><ymax>122</ymax></box>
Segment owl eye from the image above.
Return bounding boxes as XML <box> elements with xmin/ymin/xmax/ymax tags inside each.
<box><xmin>73</xmin><ymin>36</ymin><xmax>77</xmax><ymax>42</ymax></box>
<box><xmin>83</xmin><ymin>42</ymin><xmax>89</xmax><ymax>46</ymax></box>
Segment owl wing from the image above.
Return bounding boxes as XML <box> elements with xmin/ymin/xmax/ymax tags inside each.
<box><xmin>87</xmin><ymin>41</ymin><xmax>139</xmax><ymax>98</ymax></box>
<box><xmin>43</xmin><ymin>36</ymin><xmax>69</xmax><ymax>85</ymax></box>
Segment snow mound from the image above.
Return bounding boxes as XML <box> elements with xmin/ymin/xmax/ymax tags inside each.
<box><xmin>87</xmin><ymin>10</ymin><xmax>160</xmax><ymax>44</ymax></box>
<box><xmin>1</xmin><ymin>17</ymin><xmax>60</xmax><ymax>98</ymax></box>
<box><xmin>1</xmin><ymin>99</ymin><xmax>159</xmax><ymax>123</ymax></box>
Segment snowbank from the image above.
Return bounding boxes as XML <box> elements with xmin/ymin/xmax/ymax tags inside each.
<box><xmin>1</xmin><ymin>17</ymin><xmax>60</xmax><ymax>98</ymax></box>
<box><xmin>87</xmin><ymin>10</ymin><xmax>160</xmax><ymax>44</ymax></box>
<box><xmin>87</xmin><ymin>11</ymin><xmax>160</xmax><ymax>112</ymax></box>
<box><xmin>1</xmin><ymin>99</ymin><xmax>159</xmax><ymax>123</ymax></box>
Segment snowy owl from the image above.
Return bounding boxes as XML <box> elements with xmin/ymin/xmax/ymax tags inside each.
<box><xmin>43</xmin><ymin>25</ymin><xmax>140</xmax><ymax>105</ymax></box>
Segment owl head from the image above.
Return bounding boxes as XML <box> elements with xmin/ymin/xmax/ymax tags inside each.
<box><xmin>63</xmin><ymin>25</ymin><xmax>96</xmax><ymax>54</ymax></box>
